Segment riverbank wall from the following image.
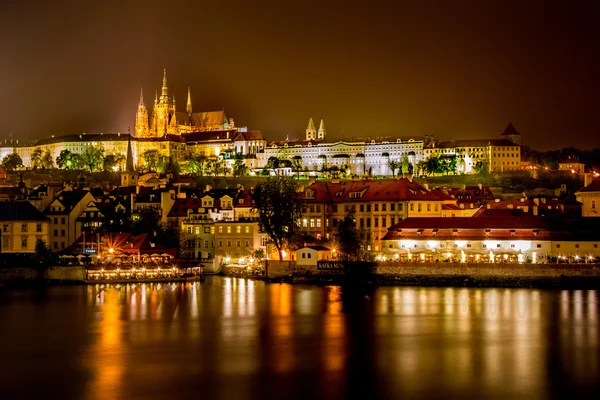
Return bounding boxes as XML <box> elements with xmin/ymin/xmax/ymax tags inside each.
<box><xmin>263</xmin><ymin>260</ymin><xmax>600</xmax><ymax>288</ymax></box>
<box><xmin>0</xmin><ymin>266</ymin><xmax>86</xmax><ymax>284</ymax></box>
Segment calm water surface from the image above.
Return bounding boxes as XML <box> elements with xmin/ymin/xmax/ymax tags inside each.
<box><xmin>0</xmin><ymin>277</ymin><xmax>598</xmax><ymax>399</ymax></box>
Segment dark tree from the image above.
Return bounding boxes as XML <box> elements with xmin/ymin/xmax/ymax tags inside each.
<box><xmin>252</xmin><ymin>175</ymin><xmax>303</xmax><ymax>261</ymax></box>
<box><xmin>335</xmin><ymin>212</ymin><xmax>364</xmax><ymax>261</ymax></box>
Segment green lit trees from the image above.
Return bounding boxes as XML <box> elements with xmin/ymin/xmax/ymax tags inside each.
<box><xmin>42</xmin><ymin>149</ymin><xmax>54</xmax><ymax>169</ymax></box>
<box><xmin>79</xmin><ymin>145</ymin><xmax>105</xmax><ymax>173</ymax></box>
<box><xmin>31</xmin><ymin>148</ymin><xmax>43</xmax><ymax>169</ymax></box>
<box><xmin>233</xmin><ymin>153</ymin><xmax>249</xmax><ymax>177</ymax></box>
<box><xmin>1</xmin><ymin>152</ymin><xmax>23</xmax><ymax>171</ymax></box>
<box><xmin>142</xmin><ymin>149</ymin><xmax>159</xmax><ymax>172</ymax></box>
<box><xmin>185</xmin><ymin>153</ymin><xmax>208</xmax><ymax>175</ymax></box>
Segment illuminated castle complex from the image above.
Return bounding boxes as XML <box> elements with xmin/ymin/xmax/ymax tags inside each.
<box><xmin>135</xmin><ymin>69</ymin><xmax>231</xmax><ymax>138</ymax></box>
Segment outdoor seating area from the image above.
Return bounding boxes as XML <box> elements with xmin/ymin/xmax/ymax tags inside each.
<box><xmin>86</xmin><ymin>264</ymin><xmax>182</xmax><ymax>280</ymax></box>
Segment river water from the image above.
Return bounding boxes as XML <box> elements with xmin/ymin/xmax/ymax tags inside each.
<box><xmin>0</xmin><ymin>277</ymin><xmax>598</xmax><ymax>399</ymax></box>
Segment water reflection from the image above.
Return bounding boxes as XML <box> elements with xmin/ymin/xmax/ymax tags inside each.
<box><xmin>0</xmin><ymin>280</ymin><xmax>598</xmax><ymax>399</ymax></box>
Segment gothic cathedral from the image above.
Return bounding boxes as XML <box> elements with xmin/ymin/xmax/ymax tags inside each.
<box><xmin>135</xmin><ymin>69</ymin><xmax>230</xmax><ymax>138</ymax></box>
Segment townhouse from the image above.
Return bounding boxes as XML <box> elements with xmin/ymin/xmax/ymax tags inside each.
<box><xmin>300</xmin><ymin>178</ymin><xmax>450</xmax><ymax>252</ymax></box>
<box><xmin>0</xmin><ymin>201</ymin><xmax>51</xmax><ymax>253</ymax></box>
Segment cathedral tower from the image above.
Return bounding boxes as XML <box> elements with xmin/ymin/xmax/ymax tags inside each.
<box><xmin>501</xmin><ymin>123</ymin><xmax>522</xmax><ymax>145</ymax></box>
<box><xmin>306</xmin><ymin>117</ymin><xmax>317</xmax><ymax>141</ymax></box>
<box><xmin>135</xmin><ymin>88</ymin><xmax>149</xmax><ymax>137</ymax></box>
<box><xmin>317</xmin><ymin>119</ymin><xmax>326</xmax><ymax>140</ymax></box>
<box><xmin>150</xmin><ymin>69</ymin><xmax>177</xmax><ymax>136</ymax></box>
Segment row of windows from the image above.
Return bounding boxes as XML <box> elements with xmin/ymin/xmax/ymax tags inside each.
<box><xmin>302</xmin><ymin>219</ymin><xmax>322</xmax><ymax>228</ymax></box>
<box><xmin>53</xmin><ymin>229</ymin><xmax>66</xmax><ymax>237</ymax></box>
<box><xmin>53</xmin><ymin>217</ymin><xmax>66</xmax><ymax>224</ymax></box>
<box><xmin>2</xmin><ymin>224</ymin><xmax>42</xmax><ymax>233</ymax></box>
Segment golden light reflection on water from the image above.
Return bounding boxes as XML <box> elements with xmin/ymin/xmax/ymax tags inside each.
<box><xmin>74</xmin><ymin>282</ymin><xmax>600</xmax><ymax>399</ymax></box>
<box><xmin>88</xmin><ymin>285</ymin><xmax>124</xmax><ymax>400</ymax></box>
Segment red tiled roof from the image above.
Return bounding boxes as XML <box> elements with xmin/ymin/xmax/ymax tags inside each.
<box><xmin>303</xmin><ymin>178</ymin><xmax>444</xmax><ymax>203</ymax></box>
<box><xmin>234</xmin><ymin>131</ymin><xmax>265</xmax><ymax>141</ymax></box>
<box><xmin>234</xmin><ymin>191</ymin><xmax>254</xmax><ymax>208</ymax></box>
<box><xmin>167</xmin><ymin>197</ymin><xmax>203</xmax><ymax>217</ymax></box>
<box><xmin>577</xmin><ymin>177</ymin><xmax>600</xmax><ymax>193</ymax></box>
<box><xmin>382</xmin><ymin>216</ymin><xmax>600</xmax><ymax>241</ymax></box>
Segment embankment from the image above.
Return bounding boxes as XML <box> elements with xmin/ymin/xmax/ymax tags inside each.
<box><xmin>0</xmin><ymin>266</ymin><xmax>86</xmax><ymax>285</ymax></box>
<box><xmin>263</xmin><ymin>261</ymin><xmax>600</xmax><ymax>289</ymax></box>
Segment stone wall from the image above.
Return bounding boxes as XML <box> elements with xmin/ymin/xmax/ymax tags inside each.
<box><xmin>374</xmin><ymin>262</ymin><xmax>600</xmax><ymax>278</ymax></box>
<box><xmin>46</xmin><ymin>266</ymin><xmax>87</xmax><ymax>281</ymax></box>
<box><xmin>0</xmin><ymin>266</ymin><xmax>87</xmax><ymax>282</ymax></box>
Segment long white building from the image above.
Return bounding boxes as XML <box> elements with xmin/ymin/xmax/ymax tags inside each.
<box><xmin>257</xmin><ymin>118</ymin><xmax>425</xmax><ymax>176</ymax></box>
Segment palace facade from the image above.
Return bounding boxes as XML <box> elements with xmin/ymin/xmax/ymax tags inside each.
<box><xmin>257</xmin><ymin>118</ymin><xmax>425</xmax><ymax>176</ymax></box>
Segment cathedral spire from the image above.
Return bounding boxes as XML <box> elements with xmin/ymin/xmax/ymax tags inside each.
<box><xmin>126</xmin><ymin>128</ymin><xmax>134</xmax><ymax>172</ymax></box>
<box><xmin>139</xmin><ymin>87</ymin><xmax>145</xmax><ymax>106</ymax></box>
<box><xmin>161</xmin><ymin>68</ymin><xmax>169</xmax><ymax>98</ymax></box>
<box><xmin>306</xmin><ymin>117</ymin><xmax>317</xmax><ymax>141</ymax></box>
<box><xmin>154</xmin><ymin>90</ymin><xmax>158</xmax><ymax>104</ymax></box>
<box><xmin>186</xmin><ymin>87</ymin><xmax>192</xmax><ymax>116</ymax></box>
<box><xmin>318</xmin><ymin>119</ymin><xmax>326</xmax><ymax>140</ymax></box>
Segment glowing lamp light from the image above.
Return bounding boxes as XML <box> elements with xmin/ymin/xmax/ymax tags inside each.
<box><xmin>109</xmin><ymin>248</ymin><xmax>114</xmax><ymax>254</ymax></box>
<box><xmin>281</xmin><ymin>250</ymin><xmax>287</xmax><ymax>258</ymax></box>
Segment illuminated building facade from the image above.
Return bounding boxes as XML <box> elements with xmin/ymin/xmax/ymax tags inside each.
<box><xmin>0</xmin><ymin>201</ymin><xmax>51</xmax><ymax>254</ymax></box>
<box><xmin>575</xmin><ymin>176</ymin><xmax>600</xmax><ymax>217</ymax></box>
<box><xmin>135</xmin><ymin>69</ymin><xmax>231</xmax><ymax>138</ymax></box>
<box><xmin>258</xmin><ymin>118</ymin><xmax>424</xmax><ymax>175</ymax></box>
<box><xmin>424</xmin><ymin>123</ymin><xmax>522</xmax><ymax>173</ymax></box>
<box><xmin>300</xmin><ymin>178</ymin><xmax>449</xmax><ymax>252</ymax></box>
<box><xmin>381</xmin><ymin>215</ymin><xmax>600</xmax><ymax>263</ymax></box>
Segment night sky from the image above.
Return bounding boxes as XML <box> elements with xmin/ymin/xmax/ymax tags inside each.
<box><xmin>1</xmin><ymin>0</ymin><xmax>598</xmax><ymax>149</ymax></box>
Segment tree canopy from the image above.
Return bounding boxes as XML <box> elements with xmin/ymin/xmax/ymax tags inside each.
<box><xmin>251</xmin><ymin>175</ymin><xmax>303</xmax><ymax>261</ymax></box>
<box><xmin>79</xmin><ymin>145</ymin><xmax>105</xmax><ymax>173</ymax></box>
<box><xmin>142</xmin><ymin>149</ymin><xmax>160</xmax><ymax>172</ymax></box>
<box><xmin>335</xmin><ymin>212</ymin><xmax>368</xmax><ymax>261</ymax></box>
<box><xmin>1</xmin><ymin>152</ymin><xmax>23</xmax><ymax>171</ymax></box>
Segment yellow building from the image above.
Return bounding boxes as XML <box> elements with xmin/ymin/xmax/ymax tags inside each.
<box><xmin>214</xmin><ymin>221</ymin><xmax>267</xmax><ymax>261</ymax></box>
<box><xmin>575</xmin><ymin>176</ymin><xmax>600</xmax><ymax>217</ymax></box>
<box><xmin>559</xmin><ymin>159</ymin><xmax>585</xmax><ymax>177</ymax></box>
<box><xmin>423</xmin><ymin>123</ymin><xmax>521</xmax><ymax>174</ymax></box>
<box><xmin>0</xmin><ymin>201</ymin><xmax>51</xmax><ymax>253</ymax></box>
